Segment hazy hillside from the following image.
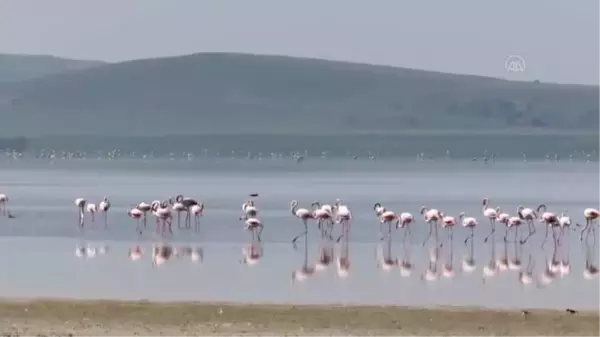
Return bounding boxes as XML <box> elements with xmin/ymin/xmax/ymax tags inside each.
<box><xmin>0</xmin><ymin>54</ymin><xmax>104</xmax><ymax>83</ymax></box>
<box><xmin>0</xmin><ymin>53</ymin><xmax>597</xmax><ymax>136</ymax></box>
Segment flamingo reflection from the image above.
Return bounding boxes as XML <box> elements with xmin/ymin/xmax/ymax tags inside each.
<box><xmin>538</xmin><ymin>242</ymin><xmax>559</xmax><ymax>288</ymax></box>
<box><xmin>482</xmin><ymin>233</ymin><xmax>498</xmax><ymax>283</ymax></box>
<box><xmin>421</xmin><ymin>247</ymin><xmax>440</xmax><ymax>282</ymax></box>
<box><xmin>376</xmin><ymin>233</ymin><xmax>397</xmax><ymax>271</ymax></box>
<box><xmin>336</xmin><ymin>220</ymin><xmax>350</xmax><ymax>278</ymax></box>
<box><xmin>399</xmin><ymin>240</ymin><xmax>414</xmax><ymax>278</ymax></box>
<box><xmin>497</xmin><ymin>240</ymin><xmax>509</xmax><ymax>272</ymax></box>
<box><xmin>508</xmin><ymin>241</ymin><xmax>523</xmax><ymax>271</ymax></box>
<box><xmin>152</xmin><ymin>243</ymin><xmax>174</xmax><ymax>267</ymax></box>
<box><xmin>461</xmin><ymin>233</ymin><xmax>476</xmax><ymax>274</ymax></box>
<box><xmin>177</xmin><ymin>246</ymin><xmax>204</xmax><ymax>262</ymax></box>
<box><xmin>129</xmin><ymin>245</ymin><xmax>143</xmax><ymax>261</ymax></box>
<box><xmin>518</xmin><ymin>248</ymin><xmax>534</xmax><ymax>286</ymax></box>
<box><xmin>316</xmin><ymin>239</ymin><xmax>334</xmax><ymax>271</ymax></box>
<box><xmin>441</xmin><ymin>235</ymin><xmax>455</xmax><ymax>279</ymax></box>
<box><xmin>291</xmin><ymin>230</ymin><xmax>315</xmax><ymax>284</ymax></box>
<box><xmin>241</xmin><ymin>242</ymin><xmax>263</xmax><ymax>265</ymax></box>
<box><xmin>583</xmin><ymin>240</ymin><xmax>598</xmax><ymax>280</ymax></box>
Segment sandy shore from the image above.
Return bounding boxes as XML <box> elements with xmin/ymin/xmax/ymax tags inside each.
<box><xmin>0</xmin><ymin>299</ymin><xmax>597</xmax><ymax>336</ymax></box>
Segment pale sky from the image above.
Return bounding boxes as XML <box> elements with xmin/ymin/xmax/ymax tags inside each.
<box><xmin>0</xmin><ymin>0</ymin><xmax>598</xmax><ymax>85</ymax></box>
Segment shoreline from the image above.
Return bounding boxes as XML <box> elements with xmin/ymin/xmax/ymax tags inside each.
<box><xmin>0</xmin><ymin>298</ymin><xmax>597</xmax><ymax>336</ymax></box>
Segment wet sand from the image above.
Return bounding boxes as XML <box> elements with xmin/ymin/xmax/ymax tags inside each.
<box><xmin>0</xmin><ymin>299</ymin><xmax>597</xmax><ymax>336</ymax></box>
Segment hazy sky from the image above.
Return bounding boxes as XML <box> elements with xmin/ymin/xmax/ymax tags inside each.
<box><xmin>0</xmin><ymin>0</ymin><xmax>598</xmax><ymax>85</ymax></box>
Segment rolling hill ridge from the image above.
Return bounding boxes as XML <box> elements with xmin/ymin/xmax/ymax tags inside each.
<box><xmin>0</xmin><ymin>53</ymin><xmax>597</xmax><ymax>137</ymax></box>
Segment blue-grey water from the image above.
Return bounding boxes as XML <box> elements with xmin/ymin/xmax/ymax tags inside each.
<box><xmin>0</xmin><ymin>157</ymin><xmax>598</xmax><ymax>310</ymax></box>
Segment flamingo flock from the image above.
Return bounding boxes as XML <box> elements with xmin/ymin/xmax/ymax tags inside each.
<box><xmin>0</xmin><ymin>191</ymin><xmax>597</xmax><ymax>283</ymax></box>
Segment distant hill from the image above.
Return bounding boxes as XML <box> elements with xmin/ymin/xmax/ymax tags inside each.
<box><xmin>0</xmin><ymin>54</ymin><xmax>104</xmax><ymax>83</ymax></box>
<box><xmin>0</xmin><ymin>53</ymin><xmax>597</xmax><ymax>137</ymax></box>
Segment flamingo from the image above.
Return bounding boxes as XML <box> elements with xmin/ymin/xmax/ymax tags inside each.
<box><xmin>74</xmin><ymin>198</ymin><xmax>86</xmax><ymax>227</ymax></box>
<box><xmin>517</xmin><ymin>205</ymin><xmax>537</xmax><ymax>244</ymax></box>
<box><xmin>502</xmin><ymin>216</ymin><xmax>524</xmax><ymax>243</ymax></box>
<box><xmin>86</xmin><ymin>203</ymin><xmax>97</xmax><ymax>223</ymax></box>
<box><xmin>241</xmin><ymin>200</ymin><xmax>258</xmax><ymax>220</ymax></box>
<box><xmin>312</xmin><ymin>201</ymin><xmax>334</xmax><ymax>240</ymax></box>
<box><xmin>127</xmin><ymin>207</ymin><xmax>144</xmax><ymax>234</ymax></box>
<box><xmin>175</xmin><ymin>194</ymin><xmax>200</xmax><ymax>229</ymax></box>
<box><xmin>290</xmin><ymin>200</ymin><xmax>315</xmax><ymax>246</ymax></box>
<box><xmin>242</xmin><ymin>217</ymin><xmax>263</xmax><ymax>242</ymax></box>
<box><xmin>379</xmin><ymin>210</ymin><xmax>399</xmax><ymax>241</ymax></box>
<box><xmin>98</xmin><ymin>196</ymin><xmax>111</xmax><ymax>227</ymax></box>
<box><xmin>537</xmin><ymin>204</ymin><xmax>560</xmax><ymax>248</ymax></box>
<box><xmin>373</xmin><ymin>202</ymin><xmax>387</xmax><ymax>235</ymax></box>
<box><xmin>579</xmin><ymin>208</ymin><xmax>599</xmax><ymax>242</ymax></box>
<box><xmin>558</xmin><ymin>211</ymin><xmax>572</xmax><ymax>233</ymax></box>
<box><xmin>373</xmin><ymin>203</ymin><xmax>386</xmax><ymax>217</ymax></box>
<box><xmin>0</xmin><ymin>193</ymin><xmax>8</xmax><ymax>216</ymax></box>
<box><xmin>397</xmin><ymin>212</ymin><xmax>414</xmax><ymax>244</ymax></box>
<box><xmin>152</xmin><ymin>200</ymin><xmax>172</xmax><ymax>235</ymax></box>
<box><xmin>482</xmin><ymin>198</ymin><xmax>499</xmax><ymax>243</ymax></box>
<box><xmin>152</xmin><ymin>243</ymin><xmax>174</xmax><ymax>267</ymax></box>
<box><xmin>129</xmin><ymin>246</ymin><xmax>142</xmax><ymax>261</ymax></box>
<box><xmin>190</xmin><ymin>203</ymin><xmax>204</xmax><ymax>232</ymax></box>
<box><xmin>169</xmin><ymin>197</ymin><xmax>187</xmax><ymax>229</ymax></box>
<box><xmin>460</xmin><ymin>212</ymin><xmax>478</xmax><ymax>245</ymax></box>
<box><xmin>333</xmin><ymin>198</ymin><xmax>352</xmax><ymax>243</ymax></box>
<box><xmin>497</xmin><ymin>211</ymin><xmax>510</xmax><ymax>240</ymax></box>
<box><xmin>439</xmin><ymin>212</ymin><xmax>456</xmax><ymax>248</ymax></box>
<box><xmin>421</xmin><ymin>206</ymin><xmax>443</xmax><ymax>246</ymax></box>
<box><xmin>136</xmin><ymin>202</ymin><xmax>152</xmax><ymax>228</ymax></box>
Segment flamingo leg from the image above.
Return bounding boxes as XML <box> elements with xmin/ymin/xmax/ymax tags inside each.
<box><xmin>402</xmin><ymin>222</ymin><xmax>411</xmax><ymax>245</ymax></box>
<box><xmin>143</xmin><ymin>214</ymin><xmax>147</xmax><ymax>228</ymax></box>
<box><xmin>380</xmin><ymin>221</ymin><xmax>392</xmax><ymax>241</ymax></box>
<box><xmin>464</xmin><ymin>227</ymin><xmax>474</xmax><ymax>245</ymax></box>
<box><xmin>520</xmin><ymin>220</ymin><xmax>536</xmax><ymax>244</ymax></box>
<box><xmin>292</xmin><ymin>219</ymin><xmax>308</xmax><ymax>249</ymax></box>
<box><xmin>580</xmin><ymin>219</ymin><xmax>591</xmax><ymax>241</ymax></box>
<box><xmin>177</xmin><ymin>212</ymin><xmax>181</xmax><ymax>229</ymax></box>
<box><xmin>541</xmin><ymin>224</ymin><xmax>550</xmax><ymax>248</ymax></box>
<box><xmin>336</xmin><ymin>220</ymin><xmax>347</xmax><ymax>243</ymax></box>
<box><xmin>256</xmin><ymin>224</ymin><xmax>264</xmax><ymax>242</ymax></box>
<box><xmin>185</xmin><ymin>211</ymin><xmax>191</xmax><ymax>229</ymax></box>
<box><xmin>423</xmin><ymin>222</ymin><xmax>433</xmax><ymax>247</ymax></box>
<box><xmin>195</xmin><ymin>215</ymin><xmax>200</xmax><ymax>232</ymax></box>
<box><xmin>103</xmin><ymin>212</ymin><xmax>108</xmax><ymax>228</ymax></box>
<box><xmin>484</xmin><ymin>219</ymin><xmax>495</xmax><ymax>243</ymax></box>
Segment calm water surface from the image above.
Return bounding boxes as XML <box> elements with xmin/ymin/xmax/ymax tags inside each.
<box><xmin>0</xmin><ymin>158</ymin><xmax>597</xmax><ymax>310</ymax></box>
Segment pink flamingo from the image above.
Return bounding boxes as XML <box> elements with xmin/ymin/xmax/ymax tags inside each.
<box><xmin>151</xmin><ymin>200</ymin><xmax>172</xmax><ymax>235</ymax></box>
<box><xmin>127</xmin><ymin>206</ymin><xmax>144</xmax><ymax>234</ymax></box>
<box><xmin>517</xmin><ymin>205</ymin><xmax>537</xmax><ymax>244</ymax></box>
<box><xmin>333</xmin><ymin>199</ymin><xmax>352</xmax><ymax>243</ymax></box>
<box><xmin>242</xmin><ymin>217</ymin><xmax>263</xmax><ymax>242</ymax></box>
<box><xmin>420</xmin><ymin>206</ymin><xmax>443</xmax><ymax>246</ymax></box>
<box><xmin>241</xmin><ymin>242</ymin><xmax>263</xmax><ymax>265</ymax></box>
<box><xmin>0</xmin><ymin>193</ymin><xmax>8</xmax><ymax>216</ymax></box>
<box><xmin>290</xmin><ymin>200</ymin><xmax>315</xmax><ymax>247</ymax></box>
<box><xmin>579</xmin><ymin>208</ymin><xmax>599</xmax><ymax>242</ymax></box>
<box><xmin>482</xmin><ymin>198</ymin><xmax>500</xmax><ymax>243</ymax></box>
<box><xmin>98</xmin><ymin>196</ymin><xmax>111</xmax><ymax>227</ymax></box>
<box><xmin>136</xmin><ymin>202</ymin><xmax>152</xmax><ymax>228</ymax></box>
<box><xmin>312</xmin><ymin>201</ymin><xmax>334</xmax><ymax>240</ymax></box>
<box><xmin>190</xmin><ymin>203</ymin><xmax>204</xmax><ymax>232</ymax></box>
<box><xmin>439</xmin><ymin>212</ymin><xmax>456</xmax><ymax>248</ymax></box>
<box><xmin>460</xmin><ymin>212</ymin><xmax>478</xmax><ymax>245</ymax></box>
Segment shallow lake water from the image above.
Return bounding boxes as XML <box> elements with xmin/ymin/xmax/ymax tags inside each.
<box><xmin>0</xmin><ymin>157</ymin><xmax>597</xmax><ymax>310</ymax></box>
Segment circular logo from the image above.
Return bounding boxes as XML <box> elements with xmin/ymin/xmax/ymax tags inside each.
<box><xmin>505</xmin><ymin>55</ymin><xmax>526</xmax><ymax>72</ymax></box>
